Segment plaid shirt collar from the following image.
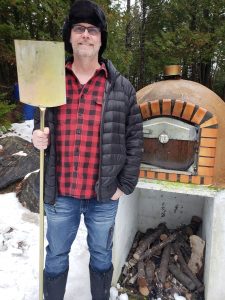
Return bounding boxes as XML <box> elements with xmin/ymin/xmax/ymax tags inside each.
<box><xmin>65</xmin><ymin>60</ymin><xmax>108</xmax><ymax>79</ymax></box>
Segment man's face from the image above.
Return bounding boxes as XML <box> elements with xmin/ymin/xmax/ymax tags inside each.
<box><xmin>70</xmin><ymin>23</ymin><xmax>101</xmax><ymax>60</ymax></box>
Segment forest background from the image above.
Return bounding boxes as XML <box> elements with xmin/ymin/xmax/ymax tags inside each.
<box><xmin>0</xmin><ymin>0</ymin><xmax>225</xmax><ymax>104</ymax></box>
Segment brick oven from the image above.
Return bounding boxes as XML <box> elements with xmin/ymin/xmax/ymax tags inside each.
<box><xmin>138</xmin><ymin>65</ymin><xmax>225</xmax><ymax>187</ymax></box>
<box><xmin>111</xmin><ymin>66</ymin><xmax>225</xmax><ymax>300</ymax></box>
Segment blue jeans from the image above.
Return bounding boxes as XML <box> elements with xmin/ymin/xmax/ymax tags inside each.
<box><xmin>44</xmin><ymin>196</ymin><xmax>119</xmax><ymax>278</ymax></box>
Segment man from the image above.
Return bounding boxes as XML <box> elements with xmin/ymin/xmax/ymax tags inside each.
<box><xmin>32</xmin><ymin>0</ymin><xmax>143</xmax><ymax>299</ymax></box>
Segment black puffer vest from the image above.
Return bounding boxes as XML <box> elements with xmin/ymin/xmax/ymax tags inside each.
<box><xmin>33</xmin><ymin>59</ymin><xmax>143</xmax><ymax>204</ymax></box>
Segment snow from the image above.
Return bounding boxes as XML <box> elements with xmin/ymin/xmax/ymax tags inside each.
<box><xmin>0</xmin><ymin>192</ymin><xmax>91</xmax><ymax>300</ymax></box>
<box><xmin>2</xmin><ymin>120</ymin><xmax>34</xmax><ymax>142</ymax></box>
<box><xmin>109</xmin><ymin>286</ymin><xmax>118</xmax><ymax>300</ymax></box>
<box><xmin>109</xmin><ymin>287</ymin><xmax>129</xmax><ymax>300</ymax></box>
<box><xmin>174</xmin><ymin>293</ymin><xmax>186</xmax><ymax>300</ymax></box>
<box><xmin>12</xmin><ymin>151</ymin><xmax>28</xmax><ymax>156</ymax></box>
<box><xmin>118</xmin><ymin>294</ymin><xmax>129</xmax><ymax>300</ymax></box>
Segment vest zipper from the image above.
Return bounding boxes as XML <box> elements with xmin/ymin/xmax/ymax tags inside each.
<box><xmin>97</xmin><ymin>81</ymin><xmax>110</xmax><ymax>200</ymax></box>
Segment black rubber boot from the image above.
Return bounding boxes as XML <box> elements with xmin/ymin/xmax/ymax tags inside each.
<box><xmin>89</xmin><ymin>265</ymin><xmax>113</xmax><ymax>300</ymax></box>
<box><xmin>44</xmin><ymin>269</ymin><xmax>68</xmax><ymax>300</ymax></box>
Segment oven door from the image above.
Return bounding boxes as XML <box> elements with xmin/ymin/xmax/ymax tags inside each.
<box><xmin>142</xmin><ymin>117</ymin><xmax>199</xmax><ymax>173</ymax></box>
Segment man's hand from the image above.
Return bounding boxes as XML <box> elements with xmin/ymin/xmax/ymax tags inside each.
<box><xmin>32</xmin><ymin>127</ymin><xmax>50</xmax><ymax>150</ymax></box>
<box><xmin>111</xmin><ymin>188</ymin><xmax>124</xmax><ymax>201</ymax></box>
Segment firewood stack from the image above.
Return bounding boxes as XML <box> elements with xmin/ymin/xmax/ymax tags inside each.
<box><xmin>119</xmin><ymin>216</ymin><xmax>205</xmax><ymax>300</ymax></box>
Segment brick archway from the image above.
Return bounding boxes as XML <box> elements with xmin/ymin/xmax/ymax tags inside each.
<box><xmin>139</xmin><ymin>99</ymin><xmax>218</xmax><ymax>185</ymax></box>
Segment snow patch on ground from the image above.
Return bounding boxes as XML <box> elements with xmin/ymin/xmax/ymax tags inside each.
<box><xmin>1</xmin><ymin>120</ymin><xmax>34</xmax><ymax>142</ymax></box>
<box><xmin>0</xmin><ymin>192</ymin><xmax>91</xmax><ymax>299</ymax></box>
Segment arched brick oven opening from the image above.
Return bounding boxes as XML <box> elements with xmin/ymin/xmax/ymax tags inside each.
<box><xmin>139</xmin><ymin>98</ymin><xmax>218</xmax><ymax>185</ymax></box>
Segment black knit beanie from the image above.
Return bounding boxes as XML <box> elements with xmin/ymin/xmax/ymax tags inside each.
<box><xmin>62</xmin><ymin>0</ymin><xmax>108</xmax><ymax>58</ymax></box>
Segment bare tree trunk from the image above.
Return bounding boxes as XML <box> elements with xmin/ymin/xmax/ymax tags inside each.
<box><xmin>191</xmin><ymin>63</ymin><xmax>197</xmax><ymax>82</ymax></box>
<box><xmin>124</xmin><ymin>0</ymin><xmax>132</xmax><ymax>81</ymax></box>
<box><xmin>222</xmin><ymin>83</ymin><xmax>225</xmax><ymax>101</ymax></box>
<box><xmin>190</xmin><ymin>62</ymin><xmax>212</xmax><ymax>89</ymax></box>
<box><xmin>139</xmin><ymin>0</ymin><xmax>147</xmax><ymax>89</ymax></box>
<box><xmin>125</xmin><ymin>0</ymin><xmax>131</xmax><ymax>49</ymax></box>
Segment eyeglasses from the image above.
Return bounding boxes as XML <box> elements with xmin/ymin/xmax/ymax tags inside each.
<box><xmin>72</xmin><ymin>25</ymin><xmax>100</xmax><ymax>36</ymax></box>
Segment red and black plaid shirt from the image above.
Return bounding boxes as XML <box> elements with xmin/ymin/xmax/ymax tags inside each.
<box><xmin>56</xmin><ymin>62</ymin><xmax>107</xmax><ymax>199</ymax></box>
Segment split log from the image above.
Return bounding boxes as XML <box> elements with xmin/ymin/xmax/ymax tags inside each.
<box><xmin>139</xmin><ymin>233</ymin><xmax>177</xmax><ymax>261</ymax></box>
<box><xmin>137</xmin><ymin>261</ymin><xmax>149</xmax><ymax>296</ymax></box>
<box><xmin>133</xmin><ymin>223</ymin><xmax>166</xmax><ymax>260</ymax></box>
<box><xmin>158</xmin><ymin>244</ymin><xmax>171</xmax><ymax>284</ymax></box>
<box><xmin>169</xmin><ymin>263</ymin><xmax>196</xmax><ymax>291</ymax></box>
<box><xmin>173</xmin><ymin>243</ymin><xmax>203</xmax><ymax>289</ymax></box>
<box><xmin>188</xmin><ymin>235</ymin><xmax>205</xmax><ymax>275</ymax></box>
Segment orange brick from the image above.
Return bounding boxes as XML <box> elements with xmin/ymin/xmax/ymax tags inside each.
<box><xmin>191</xmin><ymin>107</ymin><xmax>207</xmax><ymax>124</ymax></box>
<box><xmin>139</xmin><ymin>170</ymin><xmax>145</xmax><ymax>177</ymax></box>
<box><xmin>150</xmin><ymin>100</ymin><xmax>161</xmax><ymax>116</ymax></box>
<box><xmin>139</xmin><ymin>102</ymin><xmax>151</xmax><ymax>120</ymax></box>
<box><xmin>198</xmin><ymin>157</ymin><xmax>215</xmax><ymax>167</ymax></box>
<box><xmin>180</xmin><ymin>175</ymin><xmax>189</xmax><ymax>183</ymax></box>
<box><xmin>199</xmin><ymin>147</ymin><xmax>216</xmax><ymax>157</ymax></box>
<box><xmin>203</xmin><ymin>177</ymin><xmax>213</xmax><ymax>185</ymax></box>
<box><xmin>200</xmin><ymin>138</ymin><xmax>217</xmax><ymax>148</ymax></box>
<box><xmin>147</xmin><ymin>171</ymin><xmax>155</xmax><ymax>179</ymax></box>
<box><xmin>200</xmin><ymin>116</ymin><xmax>218</xmax><ymax>128</ymax></box>
<box><xmin>168</xmin><ymin>173</ymin><xmax>177</xmax><ymax>182</ymax></box>
<box><xmin>172</xmin><ymin>100</ymin><xmax>184</xmax><ymax>117</ymax></box>
<box><xmin>162</xmin><ymin>99</ymin><xmax>171</xmax><ymax>115</ymax></box>
<box><xmin>191</xmin><ymin>176</ymin><xmax>201</xmax><ymax>184</ymax></box>
<box><xmin>181</xmin><ymin>103</ymin><xmax>195</xmax><ymax>121</ymax></box>
<box><xmin>201</xmin><ymin>128</ymin><xmax>218</xmax><ymax>138</ymax></box>
<box><xmin>198</xmin><ymin>167</ymin><xmax>214</xmax><ymax>177</ymax></box>
<box><xmin>157</xmin><ymin>172</ymin><xmax>166</xmax><ymax>180</ymax></box>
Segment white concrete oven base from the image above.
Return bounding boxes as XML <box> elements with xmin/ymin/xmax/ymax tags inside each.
<box><xmin>112</xmin><ymin>179</ymin><xmax>225</xmax><ymax>300</ymax></box>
